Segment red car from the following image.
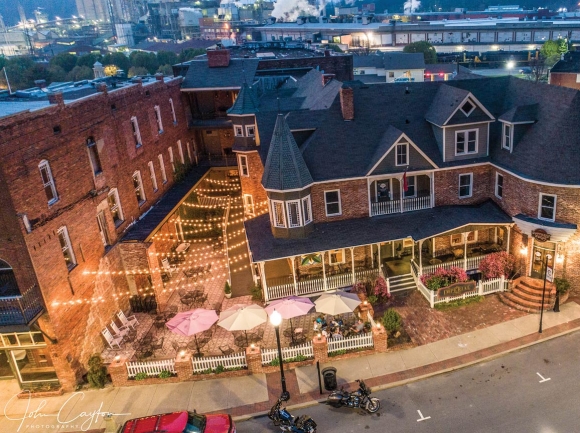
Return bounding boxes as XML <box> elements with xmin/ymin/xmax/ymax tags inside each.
<box><xmin>120</xmin><ymin>410</ymin><xmax>236</xmax><ymax>433</ymax></box>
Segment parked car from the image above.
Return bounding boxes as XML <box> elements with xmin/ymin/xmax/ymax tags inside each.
<box><xmin>119</xmin><ymin>410</ymin><xmax>236</xmax><ymax>433</ymax></box>
<box><xmin>394</xmin><ymin>77</ymin><xmax>415</xmax><ymax>82</ymax></box>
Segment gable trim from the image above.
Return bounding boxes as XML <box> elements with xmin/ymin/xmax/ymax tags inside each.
<box><xmin>365</xmin><ymin>133</ymin><xmax>439</xmax><ymax>176</ymax></box>
<box><xmin>498</xmin><ymin>119</ymin><xmax>536</xmax><ymax>125</ymax></box>
<box><xmin>443</xmin><ymin>93</ymin><xmax>495</xmax><ymax>126</ymax></box>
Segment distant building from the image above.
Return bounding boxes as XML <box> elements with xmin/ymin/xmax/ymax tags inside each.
<box><xmin>549</xmin><ymin>52</ymin><xmax>580</xmax><ymax>90</ymax></box>
<box><xmin>353</xmin><ymin>53</ymin><xmax>425</xmax><ymax>83</ymax></box>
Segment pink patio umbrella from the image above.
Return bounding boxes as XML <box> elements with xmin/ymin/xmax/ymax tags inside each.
<box><xmin>265</xmin><ymin>297</ymin><xmax>314</xmax><ymax>344</ymax></box>
<box><xmin>166</xmin><ymin>308</ymin><xmax>218</xmax><ymax>357</ymax></box>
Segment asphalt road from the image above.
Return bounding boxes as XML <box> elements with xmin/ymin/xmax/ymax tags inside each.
<box><xmin>238</xmin><ymin>331</ymin><xmax>580</xmax><ymax>433</ymax></box>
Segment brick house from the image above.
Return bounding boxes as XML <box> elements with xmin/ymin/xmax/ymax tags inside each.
<box><xmin>0</xmin><ymin>75</ymin><xmax>194</xmax><ymax>391</ymax></box>
<box><xmin>549</xmin><ymin>51</ymin><xmax>580</xmax><ymax>90</ymax></box>
<box><xmin>235</xmin><ymin>72</ymin><xmax>580</xmax><ymax>305</ymax></box>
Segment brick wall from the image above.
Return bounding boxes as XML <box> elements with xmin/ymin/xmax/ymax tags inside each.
<box><xmin>434</xmin><ymin>165</ymin><xmax>491</xmax><ymax>206</ymax></box>
<box><xmin>311</xmin><ymin>179</ymin><xmax>369</xmax><ymax>223</ymax></box>
<box><xmin>549</xmin><ymin>72</ymin><xmax>580</xmax><ymax>91</ymax></box>
<box><xmin>257</xmin><ymin>55</ymin><xmax>354</xmax><ymax>82</ymax></box>
<box><xmin>238</xmin><ymin>151</ymin><xmax>268</xmax><ymax>216</ymax></box>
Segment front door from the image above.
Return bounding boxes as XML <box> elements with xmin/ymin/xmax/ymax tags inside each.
<box><xmin>530</xmin><ymin>241</ymin><xmax>556</xmax><ymax>279</ymax></box>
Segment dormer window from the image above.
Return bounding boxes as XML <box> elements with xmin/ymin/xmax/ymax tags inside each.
<box><xmin>246</xmin><ymin>125</ymin><xmax>255</xmax><ymax>137</ymax></box>
<box><xmin>460</xmin><ymin>100</ymin><xmax>475</xmax><ymax>116</ymax></box>
<box><xmin>502</xmin><ymin>123</ymin><xmax>513</xmax><ymax>151</ymax></box>
<box><xmin>234</xmin><ymin>126</ymin><xmax>243</xmax><ymax>137</ymax></box>
<box><xmin>455</xmin><ymin>129</ymin><xmax>477</xmax><ymax>155</ymax></box>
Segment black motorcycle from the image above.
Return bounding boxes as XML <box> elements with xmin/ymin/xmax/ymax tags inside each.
<box><xmin>268</xmin><ymin>392</ymin><xmax>317</xmax><ymax>433</ymax></box>
<box><xmin>326</xmin><ymin>379</ymin><xmax>380</xmax><ymax>413</ymax></box>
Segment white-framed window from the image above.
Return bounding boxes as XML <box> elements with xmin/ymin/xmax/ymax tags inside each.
<box><xmin>455</xmin><ymin>129</ymin><xmax>478</xmax><ymax>155</ymax></box>
<box><xmin>154</xmin><ymin>105</ymin><xmax>163</xmax><ymax>133</ymax></box>
<box><xmin>271</xmin><ymin>200</ymin><xmax>286</xmax><ymax>228</ymax></box>
<box><xmin>502</xmin><ymin>123</ymin><xmax>512</xmax><ymax>151</ymax></box>
<box><xmin>239</xmin><ymin>154</ymin><xmax>249</xmax><ymax>177</ymax></box>
<box><xmin>459</xmin><ymin>173</ymin><xmax>473</xmax><ymax>198</ymax></box>
<box><xmin>451</xmin><ymin>231</ymin><xmax>478</xmax><ymax>246</ymax></box>
<box><xmin>538</xmin><ymin>193</ymin><xmax>556</xmax><ymax>222</ymax></box>
<box><xmin>96</xmin><ymin>211</ymin><xmax>110</xmax><ymax>247</ymax></box>
<box><xmin>86</xmin><ymin>137</ymin><xmax>102</xmax><ymax>175</ymax></box>
<box><xmin>329</xmin><ymin>249</ymin><xmax>345</xmax><ymax>264</ymax></box>
<box><xmin>495</xmin><ymin>172</ymin><xmax>504</xmax><ymax>199</ymax></box>
<box><xmin>234</xmin><ymin>125</ymin><xmax>243</xmax><ymax>137</ymax></box>
<box><xmin>177</xmin><ymin>140</ymin><xmax>185</xmax><ymax>164</ymax></box>
<box><xmin>38</xmin><ymin>160</ymin><xmax>58</xmax><ymax>205</ymax></box>
<box><xmin>168</xmin><ymin>147</ymin><xmax>175</xmax><ymax>172</ymax></box>
<box><xmin>576</xmin><ymin>74</ymin><xmax>580</xmax><ymax>83</ymax></box>
<box><xmin>396</xmin><ymin>142</ymin><xmax>408</xmax><ymax>166</ymax></box>
<box><xmin>131</xmin><ymin>116</ymin><xmax>142</xmax><ymax>147</ymax></box>
<box><xmin>243</xmin><ymin>194</ymin><xmax>254</xmax><ymax>216</ymax></box>
<box><xmin>246</xmin><ymin>125</ymin><xmax>255</xmax><ymax>137</ymax></box>
<box><xmin>107</xmin><ymin>188</ymin><xmax>124</xmax><ymax>225</ymax></box>
<box><xmin>403</xmin><ymin>175</ymin><xmax>416</xmax><ymax>198</ymax></box>
<box><xmin>186</xmin><ymin>142</ymin><xmax>192</xmax><ymax>163</ymax></box>
<box><xmin>57</xmin><ymin>226</ymin><xmax>76</xmax><ymax>271</ymax></box>
<box><xmin>158</xmin><ymin>154</ymin><xmax>167</xmax><ymax>184</ymax></box>
<box><xmin>324</xmin><ymin>190</ymin><xmax>342</xmax><ymax>216</ymax></box>
<box><xmin>460</xmin><ymin>99</ymin><xmax>475</xmax><ymax>116</ymax></box>
<box><xmin>169</xmin><ymin>98</ymin><xmax>177</xmax><ymax>124</ymax></box>
<box><xmin>133</xmin><ymin>171</ymin><xmax>146</xmax><ymax>205</ymax></box>
<box><xmin>302</xmin><ymin>196</ymin><xmax>312</xmax><ymax>225</ymax></box>
<box><xmin>148</xmin><ymin>161</ymin><xmax>158</xmax><ymax>192</ymax></box>
<box><xmin>286</xmin><ymin>200</ymin><xmax>302</xmax><ymax>228</ymax></box>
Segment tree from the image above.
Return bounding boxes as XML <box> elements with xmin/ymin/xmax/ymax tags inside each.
<box><xmin>76</xmin><ymin>53</ymin><xmax>102</xmax><ymax>69</ymax></box>
<box><xmin>128</xmin><ymin>66</ymin><xmax>148</xmax><ymax>77</ymax></box>
<box><xmin>47</xmin><ymin>65</ymin><xmax>67</xmax><ymax>83</ymax></box>
<box><xmin>403</xmin><ymin>41</ymin><xmax>437</xmax><ymax>64</ymax></box>
<box><xmin>67</xmin><ymin>66</ymin><xmax>94</xmax><ymax>81</ymax></box>
<box><xmin>527</xmin><ymin>57</ymin><xmax>550</xmax><ymax>83</ymax></box>
<box><xmin>156</xmin><ymin>50</ymin><xmax>178</xmax><ymax>67</ymax></box>
<box><xmin>325</xmin><ymin>44</ymin><xmax>343</xmax><ymax>53</ymax></box>
<box><xmin>102</xmin><ymin>52</ymin><xmax>131</xmax><ymax>74</ymax></box>
<box><xmin>178</xmin><ymin>48</ymin><xmax>206</xmax><ymax>62</ymax></box>
<box><xmin>157</xmin><ymin>64</ymin><xmax>174</xmax><ymax>76</ymax></box>
<box><xmin>50</xmin><ymin>53</ymin><xmax>78</xmax><ymax>73</ymax></box>
<box><xmin>129</xmin><ymin>51</ymin><xmax>159</xmax><ymax>74</ymax></box>
<box><xmin>540</xmin><ymin>40</ymin><xmax>561</xmax><ymax>67</ymax></box>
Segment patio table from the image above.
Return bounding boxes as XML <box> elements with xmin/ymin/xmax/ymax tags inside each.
<box><xmin>175</xmin><ymin>242</ymin><xmax>191</xmax><ymax>254</ymax></box>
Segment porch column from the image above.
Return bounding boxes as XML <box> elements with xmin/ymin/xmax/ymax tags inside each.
<box><xmin>463</xmin><ymin>234</ymin><xmax>468</xmax><ymax>270</ymax></box>
<box><xmin>506</xmin><ymin>225</ymin><xmax>511</xmax><ymax>254</ymax></box>
<box><xmin>350</xmin><ymin>247</ymin><xmax>356</xmax><ymax>284</ymax></box>
<box><xmin>259</xmin><ymin>261</ymin><xmax>268</xmax><ymax>302</ymax></box>
<box><xmin>430</xmin><ymin>172</ymin><xmax>435</xmax><ymax>208</ymax></box>
<box><xmin>321</xmin><ymin>251</ymin><xmax>328</xmax><ymax>291</ymax></box>
<box><xmin>399</xmin><ymin>178</ymin><xmax>404</xmax><ymax>213</ymax></box>
<box><xmin>419</xmin><ymin>239</ymin><xmax>423</xmax><ymax>276</ymax></box>
<box><xmin>290</xmin><ymin>256</ymin><xmax>298</xmax><ymax>296</ymax></box>
<box><xmin>411</xmin><ymin>240</ymin><xmax>415</xmax><ymax>260</ymax></box>
<box><xmin>377</xmin><ymin>243</ymin><xmax>381</xmax><ymax>270</ymax></box>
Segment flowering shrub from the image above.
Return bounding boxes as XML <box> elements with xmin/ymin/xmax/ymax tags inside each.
<box><xmin>420</xmin><ymin>267</ymin><xmax>469</xmax><ymax>291</ymax></box>
<box><xmin>479</xmin><ymin>252</ymin><xmax>516</xmax><ymax>279</ymax></box>
<box><xmin>373</xmin><ymin>276</ymin><xmax>391</xmax><ymax>302</ymax></box>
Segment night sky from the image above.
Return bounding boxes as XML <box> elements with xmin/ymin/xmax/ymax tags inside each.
<box><xmin>1</xmin><ymin>0</ymin><xmax>77</xmax><ymax>27</ymax></box>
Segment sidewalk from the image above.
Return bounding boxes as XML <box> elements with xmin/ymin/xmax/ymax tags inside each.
<box><xmin>2</xmin><ymin>302</ymin><xmax>580</xmax><ymax>433</ymax></box>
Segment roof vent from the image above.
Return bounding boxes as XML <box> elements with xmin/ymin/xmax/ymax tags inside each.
<box><xmin>405</xmin><ymin>119</ymin><xmax>410</xmax><ymax>124</ymax></box>
<box><xmin>405</xmin><ymin>87</ymin><xmax>410</xmax><ymax>94</ymax></box>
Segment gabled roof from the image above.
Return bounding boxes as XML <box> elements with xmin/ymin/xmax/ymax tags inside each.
<box><xmin>366</xmin><ymin>125</ymin><xmax>405</xmax><ymax>174</ymax></box>
<box><xmin>425</xmin><ymin>84</ymin><xmax>494</xmax><ymax>126</ymax></box>
<box><xmin>550</xmin><ymin>52</ymin><xmax>580</xmax><ymax>73</ymax></box>
<box><xmin>383</xmin><ymin>52</ymin><xmax>425</xmax><ymax>70</ymax></box>
<box><xmin>498</xmin><ymin>103</ymin><xmax>538</xmax><ymax>123</ymax></box>
<box><xmin>353</xmin><ymin>55</ymin><xmax>385</xmax><ymax>68</ymax></box>
<box><xmin>181</xmin><ymin>58</ymin><xmax>259</xmax><ymax>89</ymax></box>
<box><xmin>261</xmin><ymin>114</ymin><xmax>314</xmax><ymax>191</ymax></box>
<box><xmin>227</xmin><ymin>83</ymin><xmax>259</xmax><ymax>115</ymax></box>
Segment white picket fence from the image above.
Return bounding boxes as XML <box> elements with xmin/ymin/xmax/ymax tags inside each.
<box><xmin>370</xmin><ymin>196</ymin><xmax>431</xmax><ymax>216</ymax></box>
<box><xmin>191</xmin><ymin>352</ymin><xmax>247</xmax><ymax>373</ymax></box>
<box><xmin>261</xmin><ymin>342</ymin><xmax>314</xmax><ymax>365</ymax></box>
<box><xmin>126</xmin><ymin>358</ymin><xmax>176</xmax><ymax>378</ymax></box>
<box><xmin>327</xmin><ymin>332</ymin><xmax>374</xmax><ymax>354</ymax></box>
<box><xmin>414</xmin><ymin>276</ymin><xmax>508</xmax><ymax>308</ymax></box>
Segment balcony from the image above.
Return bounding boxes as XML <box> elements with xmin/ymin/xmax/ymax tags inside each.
<box><xmin>369</xmin><ymin>173</ymin><xmax>433</xmax><ymax>217</ymax></box>
<box><xmin>0</xmin><ymin>284</ymin><xmax>45</xmax><ymax>328</ymax></box>
<box><xmin>371</xmin><ymin>195</ymin><xmax>431</xmax><ymax>216</ymax></box>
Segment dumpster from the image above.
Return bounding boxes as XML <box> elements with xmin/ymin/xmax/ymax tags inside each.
<box><xmin>321</xmin><ymin>367</ymin><xmax>337</xmax><ymax>391</ymax></box>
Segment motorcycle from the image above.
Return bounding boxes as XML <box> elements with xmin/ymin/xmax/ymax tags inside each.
<box><xmin>326</xmin><ymin>379</ymin><xmax>380</xmax><ymax>413</ymax></box>
<box><xmin>268</xmin><ymin>391</ymin><xmax>317</xmax><ymax>433</ymax></box>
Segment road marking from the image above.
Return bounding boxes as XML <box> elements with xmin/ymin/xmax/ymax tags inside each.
<box><xmin>537</xmin><ymin>372</ymin><xmax>551</xmax><ymax>383</ymax></box>
<box><xmin>417</xmin><ymin>410</ymin><xmax>431</xmax><ymax>422</ymax></box>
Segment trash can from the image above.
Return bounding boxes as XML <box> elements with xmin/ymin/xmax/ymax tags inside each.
<box><xmin>321</xmin><ymin>367</ymin><xmax>337</xmax><ymax>391</ymax></box>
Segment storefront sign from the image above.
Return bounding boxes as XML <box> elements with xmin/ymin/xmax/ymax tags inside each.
<box><xmin>532</xmin><ymin>229</ymin><xmax>551</xmax><ymax>242</ymax></box>
<box><xmin>437</xmin><ymin>281</ymin><xmax>476</xmax><ymax>298</ymax></box>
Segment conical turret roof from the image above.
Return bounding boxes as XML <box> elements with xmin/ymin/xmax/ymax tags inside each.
<box><xmin>227</xmin><ymin>82</ymin><xmax>259</xmax><ymax>115</ymax></box>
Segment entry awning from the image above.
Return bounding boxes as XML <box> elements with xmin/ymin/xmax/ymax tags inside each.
<box><xmin>245</xmin><ymin>200</ymin><xmax>512</xmax><ymax>262</ymax></box>
<box><xmin>513</xmin><ymin>214</ymin><xmax>577</xmax><ymax>243</ymax></box>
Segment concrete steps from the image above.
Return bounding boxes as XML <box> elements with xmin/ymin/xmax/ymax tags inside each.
<box><xmin>498</xmin><ymin>276</ymin><xmax>556</xmax><ymax>313</ymax></box>
<box><xmin>388</xmin><ymin>274</ymin><xmax>416</xmax><ymax>293</ymax></box>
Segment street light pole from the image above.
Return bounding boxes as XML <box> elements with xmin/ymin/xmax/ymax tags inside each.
<box><xmin>270</xmin><ymin>309</ymin><xmax>287</xmax><ymax>395</ymax></box>
<box><xmin>538</xmin><ymin>256</ymin><xmax>549</xmax><ymax>334</ymax></box>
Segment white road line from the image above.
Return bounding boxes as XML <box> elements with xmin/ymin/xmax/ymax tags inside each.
<box><xmin>417</xmin><ymin>410</ymin><xmax>431</xmax><ymax>422</ymax></box>
<box><xmin>536</xmin><ymin>372</ymin><xmax>551</xmax><ymax>383</ymax></box>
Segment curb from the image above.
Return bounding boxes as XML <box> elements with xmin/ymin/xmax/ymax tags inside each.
<box><xmin>232</xmin><ymin>323</ymin><xmax>580</xmax><ymax>423</ymax></box>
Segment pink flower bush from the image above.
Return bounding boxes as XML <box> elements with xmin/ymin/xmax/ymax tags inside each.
<box><xmin>479</xmin><ymin>252</ymin><xmax>516</xmax><ymax>279</ymax></box>
<box><xmin>420</xmin><ymin>266</ymin><xmax>469</xmax><ymax>291</ymax></box>
<box><xmin>373</xmin><ymin>276</ymin><xmax>392</xmax><ymax>302</ymax></box>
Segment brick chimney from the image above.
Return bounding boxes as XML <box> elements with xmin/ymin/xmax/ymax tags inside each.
<box><xmin>155</xmin><ymin>72</ymin><xmax>164</xmax><ymax>81</ymax></box>
<box><xmin>47</xmin><ymin>92</ymin><xmax>64</xmax><ymax>106</ymax></box>
<box><xmin>322</xmin><ymin>73</ymin><xmax>335</xmax><ymax>86</ymax></box>
<box><xmin>96</xmin><ymin>82</ymin><xmax>108</xmax><ymax>94</ymax></box>
<box><xmin>207</xmin><ymin>48</ymin><xmax>231</xmax><ymax>68</ymax></box>
<box><xmin>339</xmin><ymin>86</ymin><xmax>354</xmax><ymax>121</ymax></box>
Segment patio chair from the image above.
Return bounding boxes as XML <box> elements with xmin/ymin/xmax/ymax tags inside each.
<box><xmin>110</xmin><ymin>321</ymin><xmax>129</xmax><ymax>338</ymax></box>
<box><xmin>171</xmin><ymin>341</ymin><xmax>187</xmax><ymax>355</ymax></box>
<box><xmin>219</xmin><ymin>345</ymin><xmax>234</xmax><ymax>356</ymax></box>
<box><xmin>151</xmin><ymin>337</ymin><xmax>164</xmax><ymax>355</ymax></box>
<box><xmin>117</xmin><ymin>310</ymin><xmax>139</xmax><ymax>329</ymax></box>
<box><xmin>204</xmin><ymin>263</ymin><xmax>212</xmax><ymax>276</ymax></box>
<box><xmin>102</xmin><ymin>328</ymin><xmax>123</xmax><ymax>350</ymax></box>
<box><xmin>161</xmin><ymin>258</ymin><xmax>176</xmax><ymax>277</ymax></box>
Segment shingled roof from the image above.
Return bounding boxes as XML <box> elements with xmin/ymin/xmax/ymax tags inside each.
<box><xmin>227</xmin><ymin>83</ymin><xmax>259</xmax><ymax>115</ymax></box>
<box><xmin>261</xmin><ymin>114</ymin><xmax>314</xmax><ymax>191</ymax></box>
<box><xmin>498</xmin><ymin>103</ymin><xmax>538</xmax><ymax>123</ymax></box>
<box><xmin>181</xmin><ymin>58</ymin><xmax>259</xmax><ymax>89</ymax></box>
<box><xmin>424</xmin><ymin>84</ymin><xmax>471</xmax><ymax>126</ymax></box>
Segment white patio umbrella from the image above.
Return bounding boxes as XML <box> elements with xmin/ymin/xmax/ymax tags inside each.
<box><xmin>314</xmin><ymin>291</ymin><xmax>361</xmax><ymax>315</ymax></box>
<box><xmin>218</xmin><ymin>304</ymin><xmax>267</xmax><ymax>346</ymax></box>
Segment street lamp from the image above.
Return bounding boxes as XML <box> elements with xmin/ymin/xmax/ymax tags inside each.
<box><xmin>270</xmin><ymin>309</ymin><xmax>287</xmax><ymax>395</ymax></box>
<box><xmin>507</xmin><ymin>60</ymin><xmax>515</xmax><ymax>75</ymax></box>
<box><xmin>538</xmin><ymin>254</ymin><xmax>553</xmax><ymax>333</ymax></box>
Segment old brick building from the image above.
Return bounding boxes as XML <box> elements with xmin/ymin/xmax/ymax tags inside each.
<box><xmin>235</xmin><ymin>72</ymin><xmax>580</xmax><ymax>309</ymax></box>
<box><xmin>0</xmin><ymin>75</ymin><xmax>195</xmax><ymax>390</ymax></box>
<box><xmin>549</xmin><ymin>51</ymin><xmax>580</xmax><ymax>90</ymax></box>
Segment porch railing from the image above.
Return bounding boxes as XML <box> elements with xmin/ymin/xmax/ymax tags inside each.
<box><xmin>192</xmin><ymin>352</ymin><xmax>247</xmax><ymax>373</ymax></box>
<box><xmin>127</xmin><ymin>358</ymin><xmax>176</xmax><ymax>378</ymax></box>
<box><xmin>370</xmin><ymin>196</ymin><xmax>431</xmax><ymax>216</ymax></box>
<box><xmin>261</xmin><ymin>342</ymin><xmax>313</xmax><ymax>365</ymax></box>
<box><xmin>419</xmin><ymin>254</ymin><xmax>487</xmax><ymax>275</ymax></box>
<box><xmin>266</xmin><ymin>268</ymin><xmax>379</xmax><ymax>301</ymax></box>
<box><xmin>327</xmin><ymin>332</ymin><xmax>374</xmax><ymax>354</ymax></box>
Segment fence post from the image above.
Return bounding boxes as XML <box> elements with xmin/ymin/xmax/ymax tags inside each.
<box><xmin>372</xmin><ymin>324</ymin><xmax>388</xmax><ymax>353</ymax></box>
<box><xmin>500</xmin><ymin>275</ymin><xmax>506</xmax><ymax>291</ymax></box>
<box><xmin>108</xmin><ymin>356</ymin><xmax>130</xmax><ymax>387</ymax></box>
<box><xmin>478</xmin><ymin>280</ymin><xmax>484</xmax><ymax>296</ymax></box>
<box><xmin>175</xmin><ymin>352</ymin><xmax>193</xmax><ymax>380</ymax></box>
<box><xmin>312</xmin><ymin>335</ymin><xmax>329</xmax><ymax>364</ymax></box>
<box><xmin>246</xmin><ymin>345</ymin><xmax>263</xmax><ymax>374</ymax></box>
<box><xmin>429</xmin><ymin>290</ymin><xmax>435</xmax><ymax>309</ymax></box>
